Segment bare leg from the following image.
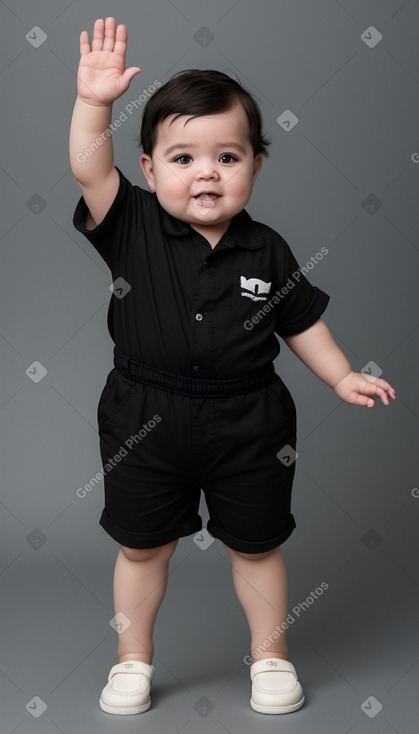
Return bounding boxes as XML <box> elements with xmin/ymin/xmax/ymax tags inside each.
<box><xmin>113</xmin><ymin>540</ymin><xmax>178</xmax><ymax>665</ymax></box>
<box><xmin>223</xmin><ymin>544</ymin><xmax>289</xmax><ymax>661</ymax></box>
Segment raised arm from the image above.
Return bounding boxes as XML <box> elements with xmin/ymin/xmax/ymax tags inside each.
<box><xmin>69</xmin><ymin>17</ymin><xmax>141</xmax><ymax>228</ymax></box>
<box><xmin>283</xmin><ymin>318</ymin><xmax>396</xmax><ymax>408</ymax></box>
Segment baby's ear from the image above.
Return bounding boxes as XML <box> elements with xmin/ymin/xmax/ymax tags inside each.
<box><xmin>139</xmin><ymin>154</ymin><xmax>156</xmax><ymax>192</ymax></box>
<box><xmin>251</xmin><ymin>153</ymin><xmax>263</xmax><ymax>185</ymax></box>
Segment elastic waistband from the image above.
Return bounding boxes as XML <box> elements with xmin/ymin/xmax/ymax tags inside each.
<box><xmin>113</xmin><ymin>346</ymin><xmax>276</xmax><ymax>397</ymax></box>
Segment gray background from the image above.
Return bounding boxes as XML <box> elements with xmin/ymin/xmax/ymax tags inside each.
<box><xmin>1</xmin><ymin>0</ymin><xmax>418</xmax><ymax>732</ymax></box>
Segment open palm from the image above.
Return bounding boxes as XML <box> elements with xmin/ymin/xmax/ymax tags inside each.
<box><xmin>77</xmin><ymin>17</ymin><xmax>141</xmax><ymax>106</ymax></box>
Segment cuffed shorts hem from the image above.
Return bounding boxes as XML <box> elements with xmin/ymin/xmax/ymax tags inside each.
<box><xmin>207</xmin><ymin>514</ymin><xmax>296</xmax><ymax>554</ymax></box>
<box><xmin>99</xmin><ymin>508</ymin><xmax>203</xmax><ymax>549</ymax></box>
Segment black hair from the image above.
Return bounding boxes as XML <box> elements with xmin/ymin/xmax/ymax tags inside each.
<box><xmin>138</xmin><ymin>69</ymin><xmax>271</xmax><ymax>158</ymax></box>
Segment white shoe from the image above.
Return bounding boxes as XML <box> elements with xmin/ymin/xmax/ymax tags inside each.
<box><xmin>99</xmin><ymin>660</ymin><xmax>155</xmax><ymax>715</ymax></box>
<box><xmin>250</xmin><ymin>658</ymin><xmax>305</xmax><ymax>714</ymax></box>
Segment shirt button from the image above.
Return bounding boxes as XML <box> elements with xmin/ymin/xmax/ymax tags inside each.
<box><xmin>192</xmin><ymin>365</ymin><xmax>199</xmax><ymax>373</ymax></box>
<box><xmin>195</xmin><ymin>313</ymin><xmax>203</xmax><ymax>321</ymax></box>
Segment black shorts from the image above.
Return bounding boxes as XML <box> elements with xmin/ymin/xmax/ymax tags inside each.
<box><xmin>96</xmin><ymin>347</ymin><xmax>297</xmax><ymax>554</ymax></box>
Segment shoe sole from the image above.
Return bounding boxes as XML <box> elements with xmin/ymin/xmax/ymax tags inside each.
<box><xmin>99</xmin><ymin>698</ymin><xmax>151</xmax><ymax>715</ymax></box>
<box><xmin>250</xmin><ymin>693</ymin><xmax>305</xmax><ymax>714</ymax></box>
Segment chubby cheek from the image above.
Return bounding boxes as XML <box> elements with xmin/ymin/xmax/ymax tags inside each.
<box><xmin>156</xmin><ymin>171</ymin><xmax>189</xmax><ymax>203</ymax></box>
<box><xmin>227</xmin><ymin>175</ymin><xmax>253</xmax><ymax>202</ymax></box>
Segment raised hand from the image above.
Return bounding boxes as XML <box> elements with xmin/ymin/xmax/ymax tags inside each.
<box><xmin>77</xmin><ymin>17</ymin><xmax>141</xmax><ymax>107</ymax></box>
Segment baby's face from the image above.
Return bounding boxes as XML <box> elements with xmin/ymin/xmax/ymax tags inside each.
<box><xmin>140</xmin><ymin>101</ymin><xmax>262</xmax><ymax>242</ymax></box>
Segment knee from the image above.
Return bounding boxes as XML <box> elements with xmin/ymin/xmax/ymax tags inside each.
<box><xmin>120</xmin><ymin>539</ymin><xmax>178</xmax><ymax>562</ymax></box>
<box><xmin>223</xmin><ymin>543</ymin><xmax>277</xmax><ymax>560</ymax></box>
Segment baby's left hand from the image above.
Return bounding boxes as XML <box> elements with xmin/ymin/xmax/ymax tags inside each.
<box><xmin>334</xmin><ymin>371</ymin><xmax>396</xmax><ymax>407</ymax></box>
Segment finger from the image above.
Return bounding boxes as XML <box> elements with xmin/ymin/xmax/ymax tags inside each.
<box><xmin>352</xmin><ymin>392</ymin><xmax>375</xmax><ymax>407</ymax></box>
<box><xmin>345</xmin><ymin>382</ymin><xmax>379</xmax><ymax>407</ymax></box>
<box><xmin>383</xmin><ymin>384</ymin><xmax>396</xmax><ymax>399</ymax></box>
<box><xmin>362</xmin><ymin>393</ymin><xmax>374</xmax><ymax>407</ymax></box>
<box><xmin>113</xmin><ymin>23</ymin><xmax>128</xmax><ymax>59</ymax></box>
<box><xmin>80</xmin><ymin>30</ymin><xmax>90</xmax><ymax>56</ymax></box>
<box><xmin>375</xmin><ymin>378</ymin><xmax>393</xmax><ymax>391</ymax></box>
<box><xmin>373</xmin><ymin>380</ymin><xmax>397</xmax><ymax>401</ymax></box>
<box><xmin>363</xmin><ymin>394</ymin><xmax>375</xmax><ymax>407</ymax></box>
<box><xmin>102</xmin><ymin>16</ymin><xmax>116</xmax><ymax>53</ymax></box>
<box><xmin>91</xmin><ymin>18</ymin><xmax>104</xmax><ymax>52</ymax></box>
<box><xmin>376</xmin><ymin>388</ymin><xmax>389</xmax><ymax>406</ymax></box>
<box><xmin>365</xmin><ymin>376</ymin><xmax>396</xmax><ymax>397</ymax></box>
<box><xmin>122</xmin><ymin>67</ymin><xmax>142</xmax><ymax>86</ymax></box>
<box><xmin>363</xmin><ymin>383</ymin><xmax>390</xmax><ymax>406</ymax></box>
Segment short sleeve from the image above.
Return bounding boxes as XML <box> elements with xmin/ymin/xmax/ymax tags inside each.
<box><xmin>274</xmin><ymin>238</ymin><xmax>330</xmax><ymax>337</ymax></box>
<box><xmin>72</xmin><ymin>166</ymin><xmax>150</xmax><ymax>272</ymax></box>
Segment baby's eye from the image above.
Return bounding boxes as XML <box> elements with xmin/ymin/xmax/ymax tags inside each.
<box><xmin>174</xmin><ymin>155</ymin><xmax>192</xmax><ymax>165</ymax></box>
<box><xmin>219</xmin><ymin>154</ymin><xmax>237</xmax><ymax>163</ymax></box>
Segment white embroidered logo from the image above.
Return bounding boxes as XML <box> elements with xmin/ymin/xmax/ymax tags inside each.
<box><xmin>240</xmin><ymin>276</ymin><xmax>272</xmax><ymax>302</ymax></box>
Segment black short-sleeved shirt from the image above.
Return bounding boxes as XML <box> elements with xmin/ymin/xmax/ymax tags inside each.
<box><xmin>72</xmin><ymin>166</ymin><xmax>330</xmax><ymax>379</ymax></box>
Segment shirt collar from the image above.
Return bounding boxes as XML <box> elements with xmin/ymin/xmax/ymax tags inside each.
<box><xmin>156</xmin><ymin>196</ymin><xmax>266</xmax><ymax>250</ymax></box>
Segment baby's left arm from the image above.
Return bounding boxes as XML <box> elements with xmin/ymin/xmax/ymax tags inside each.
<box><xmin>283</xmin><ymin>318</ymin><xmax>396</xmax><ymax>408</ymax></box>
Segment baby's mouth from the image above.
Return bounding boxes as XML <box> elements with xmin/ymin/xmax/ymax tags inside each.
<box><xmin>192</xmin><ymin>192</ymin><xmax>221</xmax><ymax>213</ymax></box>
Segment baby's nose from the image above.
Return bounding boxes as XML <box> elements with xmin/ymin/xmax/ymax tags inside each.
<box><xmin>196</xmin><ymin>164</ymin><xmax>219</xmax><ymax>178</ymax></box>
